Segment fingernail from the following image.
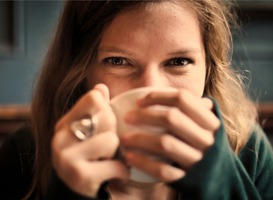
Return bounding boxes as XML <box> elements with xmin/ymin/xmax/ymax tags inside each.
<box><xmin>124</xmin><ymin>111</ymin><xmax>136</xmax><ymax>123</ymax></box>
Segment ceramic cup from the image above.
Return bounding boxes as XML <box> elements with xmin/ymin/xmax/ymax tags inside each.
<box><xmin>110</xmin><ymin>87</ymin><xmax>176</xmax><ymax>182</ymax></box>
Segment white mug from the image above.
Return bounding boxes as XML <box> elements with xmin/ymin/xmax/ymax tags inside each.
<box><xmin>110</xmin><ymin>87</ymin><xmax>176</xmax><ymax>182</ymax></box>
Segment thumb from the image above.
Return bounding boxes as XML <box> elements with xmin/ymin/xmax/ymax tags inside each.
<box><xmin>93</xmin><ymin>83</ymin><xmax>110</xmax><ymax>101</ymax></box>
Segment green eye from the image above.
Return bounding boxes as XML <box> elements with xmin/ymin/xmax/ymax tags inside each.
<box><xmin>103</xmin><ymin>57</ymin><xmax>129</xmax><ymax>66</ymax></box>
<box><xmin>167</xmin><ymin>58</ymin><xmax>192</xmax><ymax>66</ymax></box>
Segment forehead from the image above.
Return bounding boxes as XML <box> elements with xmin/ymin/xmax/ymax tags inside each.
<box><xmin>99</xmin><ymin>1</ymin><xmax>202</xmax><ymax>50</ymax></box>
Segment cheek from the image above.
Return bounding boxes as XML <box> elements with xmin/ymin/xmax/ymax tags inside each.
<box><xmin>107</xmin><ymin>83</ymin><xmax>130</xmax><ymax>99</ymax></box>
<box><xmin>176</xmin><ymin>81</ymin><xmax>205</xmax><ymax>98</ymax></box>
<box><xmin>188</xmin><ymin>80</ymin><xmax>205</xmax><ymax>97</ymax></box>
<box><xmin>86</xmin><ymin>71</ymin><xmax>131</xmax><ymax>99</ymax></box>
<box><xmin>86</xmin><ymin>65</ymin><xmax>113</xmax><ymax>90</ymax></box>
<box><xmin>191</xmin><ymin>63</ymin><xmax>206</xmax><ymax>95</ymax></box>
<box><xmin>193</xmin><ymin>69</ymin><xmax>206</xmax><ymax>97</ymax></box>
<box><xmin>173</xmin><ymin>68</ymin><xmax>206</xmax><ymax>98</ymax></box>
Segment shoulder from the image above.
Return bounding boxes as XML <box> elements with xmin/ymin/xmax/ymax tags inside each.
<box><xmin>0</xmin><ymin>125</ymin><xmax>35</xmax><ymax>198</ymax></box>
<box><xmin>5</xmin><ymin>125</ymin><xmax>34</xmax><ymax>144</ymax></box>
<box><xmin>239</xmin><ymin>126</ymin><xmax>272</xmax><ymax>156</ymax></box>
<box><xmin>0</xmin><ymin>126</ymin><xmax>35</xmax><ymax>158</ymax></box>
<box><xmin>0</xmin><ymin>125</ymin><xmax>35</xmax><ymax>174</ymax></box>
<box><xmin>238</xmin><ymin>126</ymin><xmax>273</xmax><ymax>179</ymax></box>
<box><xmin>0</xmin><ymin>125</ymin><xmax>34</xmax><ymax>156</ymax></box>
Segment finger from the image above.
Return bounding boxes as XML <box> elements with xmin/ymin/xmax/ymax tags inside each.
<box><xmin>55</xmin><ymin>89</ymin><xmax>116</xmax><ymax>146</ymax></box>
<box><xmin>93</xmin><ymin>83</ymin><xmax>110</xmax><ymax>101</ymax></box>
<box><xmin>57</xmin><ymin>160</ymin><xmax>129</xmax><ymax>197</ymax></box>
<box><xmin>125</xmin><ymin>151</ymin><xmax>185</xmax><ymax>182</ymax></box>
<box><xmin>55</xmin><ymin>88</ymin><xmax>109</xmax><ymax>131</ymax></box>
<box><xmin>137</xmin><ymin>89</ymin><xmax>220</xmax><ymax>131</ymax></box>
<box><xmin>125</xmin><ymin>107</ymin><xmax>214</xmax><ymax>150</ymax></box>
<box><xmin>62</xmin><ymin>132</ymin><xmax>120</xmax><ymax>161</ymax></box>
<box><xmin>121</xmin><ymin>132</ymin><xmax>202</xmax><ymax>169</ymax></box>
<box><xmin>52</xmin><ymin>125</ymin><xmax>78</xmax><ymax>151</ymax></box>
<box><xmin>201</xmin><ymin>97</ymin><xmax>214</xmax><ymax>110</ymax></box>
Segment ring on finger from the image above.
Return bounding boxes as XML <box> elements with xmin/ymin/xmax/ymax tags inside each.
<box><xmin>71</xmin><ymin>115</ymin><xmax>98</xmax><ymax>141</ymax></box>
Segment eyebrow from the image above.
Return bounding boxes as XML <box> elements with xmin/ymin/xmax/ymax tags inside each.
<box><xmin>99</xmin><ymin>46</ymin><xmax>201</xmax><ymax>56</ymax></box>
<box><xmin>98</xmin><ymin>47</ymin><xmax>135</xmax><ymax>56</ymax></box>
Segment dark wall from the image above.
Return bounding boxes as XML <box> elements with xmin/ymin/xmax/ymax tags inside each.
<box><xmin>0</xmin><ymin>1</ymin><xmax>64</xmax><ymax>104</ymax></box>
<box><xmin>0</xmin><ymin>1</ymin><xmax>272</xmax><ymax>104</ymax></box>
<box><xmin>233</xmin><ymin>1</ymin><xmax>273</xmax><ymax>102</ymax></box>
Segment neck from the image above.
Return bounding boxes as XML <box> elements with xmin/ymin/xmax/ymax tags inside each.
<box><xmin>108</xmin><ymin>180</ymin><xmax>177</xmax><ymax>200</ymax></box>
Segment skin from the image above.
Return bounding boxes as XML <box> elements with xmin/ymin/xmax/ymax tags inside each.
<box><xmin>52</xmin><ymin>2</ymin><xmax>220</xmax><ymax>199</ymax></box>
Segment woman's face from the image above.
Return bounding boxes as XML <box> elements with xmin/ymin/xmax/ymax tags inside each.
<box><xmin>87</xmin><ymin>2</ymin><xmax>206</xmax><ymax>99</ymax></box>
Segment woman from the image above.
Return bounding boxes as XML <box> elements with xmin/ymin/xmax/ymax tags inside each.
<box><xmin>0</xmin><ymin>0</ymin><xmax>272</xmax><ymax>199</ymax></box>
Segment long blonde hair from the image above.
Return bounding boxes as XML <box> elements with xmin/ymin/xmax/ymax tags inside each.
<box><xmin>189</xmin><ymin>0</ymin><xmax>257</xmax><ymax>151</ymax></box>
<box><xmin>27</xmin><ymin>0</ymin><xmax>257</xmax><ymax>198</ymax></box>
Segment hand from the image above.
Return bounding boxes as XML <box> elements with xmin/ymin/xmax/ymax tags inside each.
<box><xmin>120</xmin><ymin>89</ymin><xmax>220</xmax><ymax>182</ymax></box>
<box><xmin>51</xmin><ymin>84</ymin><xmax>129</xmax><ymax>197</ymax></box>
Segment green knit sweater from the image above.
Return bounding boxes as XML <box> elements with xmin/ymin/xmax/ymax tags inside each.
<box><xmin>1</xmin><ymin>105</ymin><xmax>273</xmax><ymax>199</ymax></box>
<box><xmin>46</xmin><ymin>102</ymin><xmax>273</xmax><ymax>199</ymax></box>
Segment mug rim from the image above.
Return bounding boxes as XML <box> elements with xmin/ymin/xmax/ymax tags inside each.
<box><xmin>110</xmin><ymin>86</ymin><xmax>176</xmax><ymax>104</ymax></box>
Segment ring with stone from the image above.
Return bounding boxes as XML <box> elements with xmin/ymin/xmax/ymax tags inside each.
<box><xmin>71</xmin><ymin>116</ymin><xmax>98</xmax><ymax>141</ymax></box>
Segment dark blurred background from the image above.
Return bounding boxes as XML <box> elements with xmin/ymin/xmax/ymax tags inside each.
<box><xmin>0</xmin><ymin>0</ymin><xmax>272</xmax><ymax>144</ymax></box>
<box><xmin>233</xmin><ymin>0</ymin><xmax>273</xmax><ymax>103</ymax></box>
<box><xmin>0</xmin><ymin>1</ymin><xmax>63</xmax><ymax>104</ymax></box>
<box><xmin>0</xmin><ymin>1</ymin><xmax>273</xmax><ymax>104</ymax></box>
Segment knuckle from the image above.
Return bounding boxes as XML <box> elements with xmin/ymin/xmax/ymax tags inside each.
<box><xmin>83</xmin><ymin>91</ymin><xmax>97</xmax><ymax>105</ymax></box>
<box><xmin>107</xmin><ymin>112</ymin><xmax>117</xmax><ymax>128</ymax></box>
<box><xmin>156</xmin><ymin>164</ymin><xmax>172</xmax><ymax>180</ymax></box>
<box><xmin>79</xmin><ymin>89</ymin><xmax>104</xmax><ymax>110</ymax></box>
<box><xmin>201</xmin><ymin>131</ymin><xmax>215</xmax><ymax>149</ymax></box>
<box><xmin>145</xmin><ymin>92</ymin><xmax>155</xmax><ymax>100</ymax></box>
<box><xmin>195</xmin><ymin>150</ymin><xmax>203</xmax><ymax>161</ymax></box>
<box><xmin>98</xmin><ymin>113</ymin><xmax>117</xmax><ymax>133</ymax></box>
<box><xmin>214</xmin><ymin>118</ymin><xmax>221</xmax><ymax>130</ymax></box>
<box><xmin>108</xmin><ymin>133</ymin><xmax>120</xmax><ymax>149</ymax></box>
<box><xmin>207</xmin><ymin>133</ymin><xmax>215</xmax><ymax>146</ymax></box>
<box><xmin>177</xmin><ymin>89</ymin><xmax>191</xmax><ymax>105</ymax></box>
<box><xmin>164</xmin><ymin>108</ymin><xmax>179</xmax><ymax>126</ymax></box>
<box><xmin>202</xmin><ymin>97</ymin><xmax>214</xmax><ymax>109</ymax></box>
<box><xmin>158</xmin><ymin>134</ymin><xmax>173</xmax><ymax>153</ymax></box>
<box><xmin>208</xmin><ymin>117</ymin><xmax>221</xmax><ymax>132</ymax></box>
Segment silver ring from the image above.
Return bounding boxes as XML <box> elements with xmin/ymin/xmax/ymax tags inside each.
<box><xmin>71</xmin><ymin>116</ymin><xmax>98</xmax><ymax>141</ymax></box>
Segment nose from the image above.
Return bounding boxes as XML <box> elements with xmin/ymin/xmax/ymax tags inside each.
<box><xmin>135</xmin><ymin>66</ymin><xmax>169</xmax><ymax>88</ymax></box>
